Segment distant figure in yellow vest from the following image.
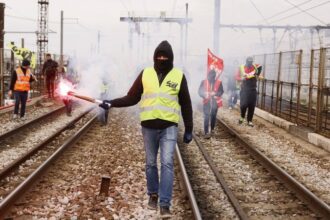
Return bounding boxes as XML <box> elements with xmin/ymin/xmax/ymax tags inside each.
<box><xmin>236</xmin><ymin>56</ymin><xmax>262</xmax><ymax>127</ymax></box>
<box><xmin>99</xmin><ymin>40</ymin><xmax>193</xmax><ymax>218</ymax></box>
<box><xmin>8</xmin><ymin>59</ymin><xmax>37</xmax><ymax>120</ymax></box>
<box><xmin>99</xmin><ymin>80</ymin><xmax>110</xmax><ymax>125</ymax></box>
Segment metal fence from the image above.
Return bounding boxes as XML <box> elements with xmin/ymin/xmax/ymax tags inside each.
<box><xmin>254</xmin><ymin>48</ymin><xmax>330</xmax><ymax>137</ymax></box>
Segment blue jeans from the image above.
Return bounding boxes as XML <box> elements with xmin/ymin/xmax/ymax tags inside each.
<box><xmin>203</xmin><ymin>102</ymin><xmax>218</xmax><ymax>134</ymax></box>
<box><xmin>14</xmin><ymin>91</ymin><xmax>28</xmax><ymax>117</ymax></box>
<box><xmin>228</xmin><ymin>90</ymin><xmax>239</xmax><ymax>108</ymax></box>
<box><xmin>98</xmin><ymin>108</ymin><xmax>109</xmax><ymax>125</ymax></box>
<box><xmin>142</xmin><ymin>125</ymin><xmax>178</xmax><ymax>207</ymax></box>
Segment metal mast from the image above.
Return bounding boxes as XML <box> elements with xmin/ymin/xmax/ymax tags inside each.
<box><xmin>120</xmin><ymin>14</ymin><xmax>192</xmax><ymax>64</ymax></box>
<box><xmin>37</xmin><ymin>0</ymin><xmax>49</xmax><ymax>72</ymax></box>
<box><xmin>214</xmin><ymin>0</ymin><xmax>220</xmax><ymax>55</ymax></box>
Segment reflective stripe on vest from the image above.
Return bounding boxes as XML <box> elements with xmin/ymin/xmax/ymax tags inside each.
<box><xmin>240</xmin><ymin>64</ymin><xmax>258</xmax><ymax>79</ymax></box>
<box><xmin>14</xmin><ymin>67</ymin><xmax>31</xmax><ymax>91</ymax></box>
<box><xmin>140</xmin><ymin>67</ymin><xmax>183</xmax><ymax>123</ymax></box>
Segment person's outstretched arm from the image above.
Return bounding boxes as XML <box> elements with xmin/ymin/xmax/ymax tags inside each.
<box><xmin>106</xmin><ymin>71</ymin><xmax>144</xmax><ymax>108</ymax></box>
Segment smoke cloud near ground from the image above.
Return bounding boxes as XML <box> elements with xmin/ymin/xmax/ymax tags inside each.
<box><xmin>65</xmin><ymin>54</ymin><xmax>139</xmax><ymax>103</ymax></box>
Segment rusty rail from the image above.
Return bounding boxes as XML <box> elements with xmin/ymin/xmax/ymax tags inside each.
<box><xmin>0</xmin><ymin>114</ymin><xmax>97</xmax><ymax>218</ymax></box>
<box><xmin>218</xmin><ymin>118</ymin><xmax>330</xmax><ymax>218</ymax></box>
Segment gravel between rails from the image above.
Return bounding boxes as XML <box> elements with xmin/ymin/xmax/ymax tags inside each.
<box><xmin>0</xmin><ymin>99</ymin><xmax>63</xmax><ymax>136</ymax></box>
<box><xmin>193</xmin><ymin>111</ymin><xmax>317</xmax><ymax>219</ymax></box>
<box><xmin>0</xmin><ymin>110</ymin><xmax>96</xmax><ymax>202</ymax></box>
<box><xmin>178</xmin><ymin>129</ymin><xmax>239</xmax><ymax>219</ymax></box>
<box><xmin>217</xmin><ymin>107</ymin><xmax>330</xmax><ymax>206</ymax></box>
<box><xmin>6</xmin><ymin>107</ymin><xmax>192</xmax><ymax>219</ymax></box>
<box><xmin>0</xmin><ymin>104</ymin><xmax>94</xmax><ymax>171</ymax></box>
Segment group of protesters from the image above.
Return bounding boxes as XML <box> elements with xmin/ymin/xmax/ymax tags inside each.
<box><xmin>7</xmin><ymin>53</ymin><xmax>69</xmax><ymax>119</ymax></box>
<box><xmin>199</xmin><ymin>56</ymin><xmax>263</xmax><ymax>139</ymax></box>
<box><xmin>6</xmin><ymin>40</ymin><xmax>263</xmax><ymax>218</ymax></box>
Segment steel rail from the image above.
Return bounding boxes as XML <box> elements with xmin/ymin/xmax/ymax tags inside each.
<box><xmin>175</xmin><ymin>144</ymin><xmax>202</xmax><ymax>220</ymax></box>
<box><xmin>0</xmin><ymin>107</ymin><xmax>94</xmax><ymax>180</ymax></box>
<box><xmin>192</xmin><ymin>133</ymin><xmax>249</xmax><ymax>220</ymax></box>
<box><xmin>0</xmin><ymin>115</ymin><xmax>98</xmax><ymax>218</ymax></box>
<box><xmin>0</xmin><ymin>106</ymin><xmax>65</xmax><ymax>141</ymax></box>
<box><xmin>218</xmin><ymin>118</ymin><xmax>330</xmax><ymax>218</ymax></box>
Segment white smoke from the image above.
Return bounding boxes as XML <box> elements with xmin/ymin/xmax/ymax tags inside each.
<box><xmin>66</xmin><ymin>54</ymin><xmax>140</xmax><ymax>102</ymax></box>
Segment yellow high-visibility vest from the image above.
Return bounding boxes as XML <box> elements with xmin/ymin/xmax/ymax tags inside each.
<box><xmin>240</xmin><ymin>64</ymin><xmax>258</xmax><ymax>79</ymax></box>
<box><xmin>140</xmin><ymin>67</ymin><xmax>183</xmax><ymax>123</ymax></box>
<box><xmin>100</xmin><ymin>84</ymin><xmax>108</xmax><ymax>93</ymax></box>
<box><xmin>14</xmin><ymin>67</ymin><xmax>31</xmax><ymax>91</ymax></box>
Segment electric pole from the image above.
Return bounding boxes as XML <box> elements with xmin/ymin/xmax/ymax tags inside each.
<box><xmin>0</xmin><ymin>2</ymin><xmax>4</xmax><ymax>106</ymax></box>
<box><xmin>184</xmin><ymin>3</ymin><xmax>188</xmax><ymax>65</ymax></box>
<box><xmin>214</xmin><ymin>0</ymin><xmax>221</xmax><ymax>55</ymax></box>
<box><xmin>120</xmin><ymin>12</ymin><xmax>192</xmax><ymax>64</ymax></box>
<box><xmin>60</xmin><ymin>10</ymin><xmax>63</xmax><ymax>66</ymax></box>
<box><xmin>98</xmin><ymin>31</ymin><xmax>100</xmax><ymax>54</ymax></box>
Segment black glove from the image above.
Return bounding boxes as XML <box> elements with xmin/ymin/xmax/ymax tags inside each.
<box><xmin>99</xmin><ymin>100</ymin><xmax>111</xmax><ymax>110</ymax></box>
<box><xmin>256</xmin><ymin>66</ymin><xmax>263</xmax><ymax>75</ymax></box>
<box><xmin>183</xmin><ymin>131</ymin><xmax>193</xmax><ymax>144</ymax></box>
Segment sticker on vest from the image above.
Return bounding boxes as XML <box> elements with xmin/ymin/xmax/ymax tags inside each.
<box><xmin>166</xmin><ymin>80</ymin><xmax>178</xmax><ymax>89</ymax></box>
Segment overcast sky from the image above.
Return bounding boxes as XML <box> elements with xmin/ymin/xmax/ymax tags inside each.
<box><xmin>1</xmin><ymin>0</ymin><xmax>329</xmax><ymax>98</ymax></box>
<box><xmin>2</xmin><ymin>0</ymin><xmax>329</xmax><ymax>57</ymax></box>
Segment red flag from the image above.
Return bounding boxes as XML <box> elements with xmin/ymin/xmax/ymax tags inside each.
<box><xmin>207</xmin><ymin>48</ymin><xmax>223</xmax><ymax>76</ymax></box>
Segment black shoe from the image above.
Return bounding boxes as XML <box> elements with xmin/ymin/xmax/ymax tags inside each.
<box><xmin>204</xmin><ymin>133</ymin><xmax>211</xmax><ymax>139</ymax></box>
<box><xmin>160</xmin><ymin>206</ymin><xmax>172</xmax><ymax>218</ymax></box>
<box><xmin>147</xmin><ymin>194</ymin><xmax>158</xmax><ymax>210</ymax></box>
<box><xmin>247</xmin><ymin>121</ymin><xmax>254</xmax><ymax>127</ymax></box>
<box><xmin>238</xmin><ymin>117</ymin><xmax>244</xmax><ymax>124</ymax></box>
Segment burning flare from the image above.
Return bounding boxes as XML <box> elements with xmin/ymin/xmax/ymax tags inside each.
<box><xmin>57</xmin><ymin>78</ymin><xmax>105</xmax><ymax>105</ymax></box>
<box><xmin>58</xmin><ymin>79</ymin><xmax>74</xmax><ymax>96</ymax></box>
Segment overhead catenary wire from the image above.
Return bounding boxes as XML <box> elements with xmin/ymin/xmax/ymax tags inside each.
<box><xmin>275</xmin><ymin>29</ymin><xmax>288</xmax><ymax>51</ymax></box>
<box><xmin>270</xmin><ymin>0</ymin><xmax>330</xmax><ymax>24</ymax></box>
<box><xmin>167</xmin><ymin>0</ymin><xmax>178</xmax><ymax>37</ymax></box>
<box><xmin>223</xmin><ymin>0</ymin><xmax>329</xmax><ymax>53</ymax></box>
<box><xmin>119</xmin><ymin>0</ymin><xmax>130</xmax><ymax>12</ymax></box>
<box><xmin>258</xmin><ymin>0</ymin><xmax>312</xmax><ymax>23</ymax></box>
<box><xmin>283</xmin><ymin>0</ymin><xmax>327</xmax><ymax>25</ymax></box>
<box><xmin>248</xmin><ymin>0</ymin><xmax>270</xmax><ymax>24</ymax></box>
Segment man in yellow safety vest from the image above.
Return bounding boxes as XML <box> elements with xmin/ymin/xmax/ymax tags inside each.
<box><xmin>99</xmin><ymin>40</ymin><xmax>193</xmax><ymax>218</ymax></box>
<box><xmin>236</xmin><ymin>56</ymin><xmax>262</xmax><ymax>127</ymax></box>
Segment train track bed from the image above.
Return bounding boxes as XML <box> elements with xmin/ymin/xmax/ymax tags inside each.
<box><xmin>193</xmin><ymin>111</ymin><xmax>320</xmax><ymax>219</ymax></box>
<box><xmin>0</xmin><ymin>105</ymin><xmax>95</xmax><ymax>208</ymax></box>
<box><xmin>218</xmin><ymin>107</ymin><xmax>330</xmax><ymax>205</ymax></box>
<box><xmin>0</xmin><ymin>104</ymin><xmax>93</xmax><ymax>171</ymax></box>
<box><xmin>6</xmin><ymin>108</ymin><xmax>192</xmax><ymax>219</ymax></box>
<box><xmin>0</xmin><ymin>98</ymin><xmax>63</xmax><ymax>135</ymax></box>
<box><xmin>177</xmin><ymin>130</ymin><xmax>239</xmax><ymax>219</ymax></box>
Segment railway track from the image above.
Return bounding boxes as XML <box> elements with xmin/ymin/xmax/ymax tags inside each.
<box><xmin>178</xmin><ymin>111</ymin><xmax>330</xmax><ymax>219</ymax></box>
<box><xmin>0</xmin><ymin>105</ymin><xmax>96</xmax><ymax>218</ymax></box>
<box><xmin>1</xmin><ymin>105</ymin><xmax>329</xmax><ymax>219</ymax></box>
<box><xmin>1</xmin><ymin>108</ymin><xmax>195</xmax><ymax>219</ymax></box>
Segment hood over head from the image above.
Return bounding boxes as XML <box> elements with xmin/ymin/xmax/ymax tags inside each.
<box><xmin>208</xmin><ymin>69</ymin><xmax>216</xmax><ymax>83</ymax></box>
<box><xmin>153</xmin><ymin>40</ymin><xmax>174</xmax><ymax>74</ymax></box>
<box><xmin>21</xmin><ymin>59</ymin><xmax>31</xmax><ymax>69</ymax></box>
<box><xmin>246</xmin><ymin>56</ymin><xmax>254</xmax><ymax>67</ymax></box>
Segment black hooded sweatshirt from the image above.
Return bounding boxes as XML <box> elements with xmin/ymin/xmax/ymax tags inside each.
<box><xmin>109</xmin><ymin>41</ymin><xmax>193</xmax><ymax>133</ymax></box>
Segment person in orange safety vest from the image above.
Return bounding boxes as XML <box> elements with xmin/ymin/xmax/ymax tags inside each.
<box><xmin>8</xmin><ymin>59</ymin><xmax>37</xmax><ymax>120</ymax></box>
<box><xmin>198</xmin><ymin>69</ymin><xmax>224</xmax><ymax>139</ymax></box>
